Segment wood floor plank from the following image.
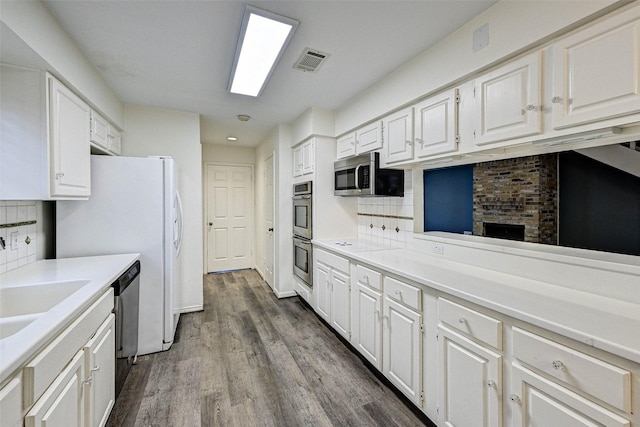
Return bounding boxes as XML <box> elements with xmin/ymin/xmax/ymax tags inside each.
<box><xmin>107</xmin><ymin>269</ymin><xmax>431</xmax><ymax>427</ymax></box>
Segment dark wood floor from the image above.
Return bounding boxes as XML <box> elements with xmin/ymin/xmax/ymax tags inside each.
<box><xmin>107</xmin><ymin>269</ymin><xmax>430</xmax><ymax>426</ymax></box>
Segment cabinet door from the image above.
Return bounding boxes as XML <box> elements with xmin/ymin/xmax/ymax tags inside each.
<box><xmin>552</xmin><ymin>8</ymin><xmax>640</xmax><ymax>129</ymax></box>
<box><xmin>383</xmin><ymin>107</ymin><xmax>414</xmax><ymax>164</ymax></box>
<box><xmin>25</xmin><ymin>350</ymin><xmax>84</xmax><ymax>427</ymax></box>
<box><xmin>511</xmin><ymin>364</ymin><xmax>630</xmax><ymax>427</ymax></box>
<box><xmin>108</xmin><ymin>127</ymin><xmax>122</xmax><ymax>155</ymax></box>
<box><xmin>0</xmin><ymin>377</ymin><xmax>22</xmax><ymax>427</ymax></box>
<box><xmin>330</xmin><ymin>269</ymin><xmax>351</xmax><ymax>340</ymax></box>
<box><xmin>414</xmin><ymin>89</ymin><xmax>459</xmax><ymax>158</ymax></box>
<box><xmin>90</xmin><ymin>111</ymin><xmax>109</xmax><ymax>149</ymax></box>
<box><xmin>438</xmin><ymin>325</ymin><xmax>502</xmax><ymax>427</ymax></box>
<box><xmin>292</xmin><ymin>146</ymin><xmax>303</xmax><ymax>177</ymax></box>
<box><xmin>84</xmin><ymin>315</ymin><xmax>115</xmax><ymax>427</ymax></box>
<box><xmin>356</xmin><ymin>121</ymin><xmax>383</xmax><ymax>154</ymax></box>
<box><xmin>315</xmin><ymin>262</ymin><xmax>331</xmax><ymax>322</ymax></box>
<box><xmin>48</xmin><ymin>76</ymin><xmax>91</xmax><ymax>198</ymax></box>
<box><xmin>383</xmin><ymin>296</ymin><xmax>422</xmax><ymax>405</ymax></box>
<box><xmin>474</xmin><ymin>51</ymin><xmax>542</xmax><ymax>146</ymax></box>
<box><xmin>337</xmin><ymin>133</ymin><xmax>356</xmax><ymax>159</ymax></box>
<box><xmin>301</xmin><ymin>140</ymin><xmax>315</xmax><ymax>175</ymax></box>
<box><xmin>352</xmin><ymin>281</ymin><xmax>382</xmax><ymax>370</ymax></box>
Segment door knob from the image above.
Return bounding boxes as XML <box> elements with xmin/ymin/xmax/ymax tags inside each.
<box><xmin>208</xmin><ymin>222</ymin><xmax>213</xmax><ymax>226</ymax></box>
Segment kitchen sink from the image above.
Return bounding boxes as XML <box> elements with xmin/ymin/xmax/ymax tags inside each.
<box><xmin>0</xmin><ymin>313</ymin><xmax>41</xmax><ymax>339</ymax></box>
<box><xmin>0</xmin><ymin>280</ymin><xmax>89</xmax><ymax>318</ymax></box>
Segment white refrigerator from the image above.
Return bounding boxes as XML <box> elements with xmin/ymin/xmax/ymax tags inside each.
<box><xmin>57</xmin><ymin>155</ymin><xmax>184</xmax><ymax>355</ymax></box>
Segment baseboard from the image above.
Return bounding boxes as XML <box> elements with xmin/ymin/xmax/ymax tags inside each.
<box><xmin>179</xmin><ymin>305</ymin><xmax>203</xmax><ymax>314</ymax></box>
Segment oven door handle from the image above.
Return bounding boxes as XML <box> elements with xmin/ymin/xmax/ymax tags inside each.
<box><xmin>355</xmin><ymin>164</ymin><xmax>362</xmax><ymax>190</ymax></box>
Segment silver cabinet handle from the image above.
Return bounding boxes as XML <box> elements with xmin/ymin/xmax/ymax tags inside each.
<box><xmin>458</xmin><ymin>318</ymin><xmax>468</xmax><ymax>324</ymax></box>
<box><xmin>415</xmin><ymin>138</ymin><xmax>423</xmax><ymax>145</ymax></box>
<box><xmin>552</xmin><ymin>360</ymin><xmax>565</xmax><ymax>371</ymax></box>
<box><xmin>526</xmin><ymin>104</ymin><xmax>537</xmax><ymax>111</ymax></box>
<box><xmin>510</xmin><ymin>394</ymin><xmax>521</xmax><ymax>404</ymax></box>
<box><xmin>551</xmin><ymin>96</ymin><xmax>562</xmax><ymax>103</ymax></box>
<box><xmin>487</xmin><ymin>380</ymin><xmax>496</xmax><ymax>389</ymax></box>
<box><xmin>55</xmin><ymin>172</ymin><xmax>65</xmax><ymax>180</ymax></box>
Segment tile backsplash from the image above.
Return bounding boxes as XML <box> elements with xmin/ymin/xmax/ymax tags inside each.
<box><xmin>357</xmin><ymin>171</ymin><xmax>414</xmax><ymax>247</ymax></box>
<box><xmin>0</xmin><ymin>201</ymin><xmax>39</xmax><ymax>273</ymax></box>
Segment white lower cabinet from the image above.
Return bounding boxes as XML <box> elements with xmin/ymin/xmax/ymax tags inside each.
<box><xmin>0</xmin><ymin>376</ymin><xmax>22</xmax><ymax>427</ymax></box>
<box><xmin>5</xmin><ymin>288</ymin><xmax>115</xmax><ymax>427</ymax></box>
<box><xmin>351</xmin><ymin>280</ymin><xmax>382</xmax><ymax>370</ymax></box>
<box><xmin>438</xmin><ymin>325</ymin><xmax>502</xmax><ymax>427</ymax></box>
<box><xmin>382</xmin><ymin>276</ymin><xmax>423</xmax><ymax>407</ymax></box>
<box><xmin>25</xmin><ymin>351</ymin><xmax>85</xmax><ymax>427</ymax></box>
<box><xmin>314</xmin><ymin>249</ymin><xmax>351</xmax><ymax>341</ymax></box>
<box><xmin>510</xmin><ymin>364</ymin><xmax>630</xmax><ymax>427</ymax></box>
<box><xmin>84</xmin><ymin>315</ymin><xmax>115</xmax><ymax>427</ymax></box>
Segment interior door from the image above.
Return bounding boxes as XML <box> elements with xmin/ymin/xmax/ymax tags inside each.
<box><xmin>206</xmin><ymin>164</ymin><xmax>253</xmax><ymax>272</ymax></box>
<box><xmin>264</xmin><ymin>156</ymin><xmax>275</xmax><ymax>287</ymax></box>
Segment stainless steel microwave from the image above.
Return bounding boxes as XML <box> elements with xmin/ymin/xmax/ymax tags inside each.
<box><xmin>334</xmin><ymin>152</ymin><xmax>404</xmax><ymax>197</ymax></box>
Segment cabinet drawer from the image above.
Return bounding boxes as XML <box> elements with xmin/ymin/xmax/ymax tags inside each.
<box><xmin>513</xmin><ymin>327</ymin><xmax>631</xmax><ymax>413</ymax></box>
<box><xmin>356</xmin><ymin>265</ymin><xmax>382</xmax><ymax>291</ymax></box>
<box><xmin>384</xmin><ymin>276</ymin><xmax>421</xmax><ymax>311</ymax></box>
<box><xmin>315</xmin><ymin>249</ymin><xmax>350</xmax><ymax>274</ymax></box>
<box><xmin>438</xmin><ymin>298</ymin><xmax>502</xmax><ymax>350</ymax></box>
<box><xmin>23</xmin><ymin>288</ymin><xmax>114</xmax><ymax>408</ymax></box>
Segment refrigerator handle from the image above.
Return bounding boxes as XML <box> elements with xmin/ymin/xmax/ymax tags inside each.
<box><xmin>174</xmin><ymin>191</ymin><xmax>184</xmax><ymax>256</ymax></box>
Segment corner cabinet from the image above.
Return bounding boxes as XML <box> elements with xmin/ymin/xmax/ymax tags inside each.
<box><xmin>473</xmin><ymin>51</ymin><xmax>542</xmax><ymax>146</ymax></box>
<box><xmin>48</xmin><ymin>75</ymin><xmax>92</xmax><ymax>198</ymax></box>
<box><xmin>551</xmin><ymin>6</ymin><xmax>640</xmax><ymax>130</ymax></box>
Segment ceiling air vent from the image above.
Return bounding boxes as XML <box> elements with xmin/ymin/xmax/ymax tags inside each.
<box><xmin>294</xmin><ymin>48</ymin><xmax>330</xmax><ymax>73</ymax></box>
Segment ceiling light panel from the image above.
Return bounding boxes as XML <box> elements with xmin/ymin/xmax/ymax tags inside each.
<box><xmin>228</xmin><ymin>6</ymin><xmax>299</xmax><ymax>97</ymax></box>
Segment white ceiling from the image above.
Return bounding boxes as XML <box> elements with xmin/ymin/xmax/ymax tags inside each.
<box><xmin>42</xmin><ymin>0</ymin><xmax>498</xmax><ymax>147</ymax></box>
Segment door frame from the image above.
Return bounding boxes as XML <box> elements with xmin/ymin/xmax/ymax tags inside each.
<box><xmin>203</xmin><ymin>162</ymin><xmax>255</xmax><ymax>274</ymax></box>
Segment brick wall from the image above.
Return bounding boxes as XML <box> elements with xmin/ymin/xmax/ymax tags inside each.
<box><xmin>473</xmin><ymin>154</ymin><xmax>558</xmax><ymax>244</ymax></box>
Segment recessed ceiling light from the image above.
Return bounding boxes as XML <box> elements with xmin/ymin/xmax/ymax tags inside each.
<box><xmin>228</xmin><ymin>5</ymin><xmax>299</xmax><ymax>97</ymax></box>
<box><xmin>227</xmin><ymin>136</ymin><xmax>238</xmax><ymax>142</ymax></box>
<box><xmin>237</xmin><ymin>114</ymin><xmax>251</xmax><ymax>122</ymax></box>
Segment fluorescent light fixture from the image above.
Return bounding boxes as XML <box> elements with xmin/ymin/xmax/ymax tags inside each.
<box><xmin>226</xmin><ymin>136</ymin><xmax>238</xmax><ymax>141</ymax></box>
<box><xmin>228</xmin><ymin>6</ymin><xmax>299</xmax><ymax>97</ymax></box>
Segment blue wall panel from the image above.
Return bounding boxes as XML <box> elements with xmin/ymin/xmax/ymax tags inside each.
<box><xmin>423</xmin><ymin>165</ymin><xmax>473</xmax><ymax>234</ymax></box>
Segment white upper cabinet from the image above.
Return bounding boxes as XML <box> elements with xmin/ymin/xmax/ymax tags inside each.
<box><xmin>292</xmin><ymin>139</ymin><xmax>314</xmax><ymax>177</ymax></box>
<box><xmin>383</xmin><ymin>107</ymin><xmax>414</xmax><ymax>164</ymax></box>
<box><xmin>336</xmin><ymin>121</ymin><xmax>383</xmax><ymax>160</ymax></box>
<box><xmin>414</xmin><ymin>88</ymin><xmax>459</xmax><ymax>158</ymax></box>
<box><xmin>474</xmin><ymin>51</ymin><xmax>542</xmax><ymax>146</ymax></box>
<box><xmin>48</xmin><ymin>75</ymin><xmax>91</xmax><ymax>198</ymax></box>
<box><xmin>336</xmin><ymin>132</ymin><xmax>356</xmax><ymax>159</ymax></box>
<box><xmin>551</xmin><ymin>6</ymin><xmax>640</xmax><ymax>129</ymax></box>
<box><xmin>108</xmin><ymin>126</ymin><xmax>122</xmax><ymax>155</ymax></box>
<box><xmin>90</xmin><ymin>110</ymin><xmax>109</xmax><ymax>150</ymax></box>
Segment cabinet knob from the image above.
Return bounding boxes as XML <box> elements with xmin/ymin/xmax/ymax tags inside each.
<box><xmin>552</xmin><ymin>360</ymin><xmax>565</xmax><ymax>371</ymax></box>
<box><xmin>510</xmin><ymin>394</ymin><xmax>521</xmax><ymax>404</ymax></box>
<box><xmin>406</xmin><ymin>140</ymin><xmax>413</xmax><ymax>145</ymax></box>
<box><xmin>55</xmin><ymin>172</ymin><xmax>65</xmax><ymax>180</ymax></box>
<box><xmin>415</xmin><ymin>138</ymin><xmax>423</xmax><ymax>145</ymax></box>
<box><xmin>551</xmin><ymin>96</ymin><xmax>562</xmax><ymax>104</ymax></box>
<box><xmin>487</xmin><ymin>380</ymin><xmax>496</xmax><ymax>389</ymax></box>
<box><xmin>458</xmin><ymin>318</ymin><xmax>468</xmax><ymax>324</ymax></box>
<box><xmin>209</xmin><ymin>222</ymin><xmax>213</xmax><ymax>226</ymax></box>
<box><xmin>268</xmin><ymin>228</ymin><xmax>274</xmax><ymax>232</ymax></box>
<box><xmin>526</xmin><ymin>104</ymin><xmax>537</xmax><ymax>111</ymax></box>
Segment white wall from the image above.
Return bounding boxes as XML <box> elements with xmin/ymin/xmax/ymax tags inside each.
<box><xmin>0</xmin><ymin>0</ymin><xmax>124</xmax><ymax>128</ymax></box>
<box><xmin>123</xmin><ymin>104</ymin><xmax>203</xmax><ymax>313</ymax></box>
<box><xmin>202</xmin><ymin>144</ymin><xmax>256</xmax><ymax>164</ymax></box>
<box><xmin>335</xmin><ymin>0</ymin><xmax>620</xmax><ymax>135</ymax></box>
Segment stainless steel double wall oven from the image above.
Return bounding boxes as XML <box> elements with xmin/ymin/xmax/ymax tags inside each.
<box><xmin>292</xmin><ymin>181</ymin><xmax>312</xmax><ymax>286</ymax></box>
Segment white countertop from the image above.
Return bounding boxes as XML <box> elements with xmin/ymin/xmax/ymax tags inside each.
<box><xmin>313</xmin><ymin>237</ymin><xmax>640</xmax><ymax>364</ymax></box>
<box><xmin>0</xmin><ymin>254</ymin><xmax>140</xmax><ymax>383</ymax></box>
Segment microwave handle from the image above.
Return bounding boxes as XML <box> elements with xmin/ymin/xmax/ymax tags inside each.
<box><xmin>355</xmin><ymin>164</ymin><xmax>361</xmax><ymax>190</ymax></box>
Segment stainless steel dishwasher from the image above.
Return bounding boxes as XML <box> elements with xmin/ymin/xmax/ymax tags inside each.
<box><xmin>112</xmin><ymin>260</ymin><xmax>140</xmax><ymax>399</ymax></box>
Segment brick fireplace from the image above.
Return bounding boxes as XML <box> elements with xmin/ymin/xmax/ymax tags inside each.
<box><xmin>473</xmin><ymin>154</ymin><xmax>558</xmax><ymax>244</ymax></box>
